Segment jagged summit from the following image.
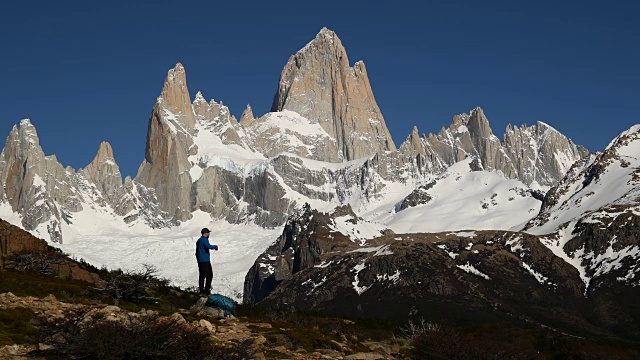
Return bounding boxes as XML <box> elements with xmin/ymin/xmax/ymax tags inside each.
<box><xmin>0</xmin><ymin>29</ymin><xmax>591</xmax><ymax>245</ymax></box>
<box><xmin>270</xmin><ymin>27</ymin><xmax>396</xmax><ymax>162</ymax></box>
<box><xmin>80</xmin><ymin>141</ymin><xmax>123</xmax><ymax>204</ymax></box>
<box><xmin>193</xmin><ymin>90</ymin><xmax>206</xmax><ymax>103</ymax></box>
<box><xmin>297</xmin><ymin>27</ymin><xmax>338</xmax><ymax>54</ymax></box>
<box><xmin>157</xmin><ymin>62</ymin><xmax>195</xmax><ymax>129</ymax></box>
<box><xmin>91</xmin><ymin>141</ymin><xmax>115</xmax><ymax>162</ymax></box>
<box><xmin>239</xmin><ymin>104</ymin><xmax>255</xmax><ymax>126</ymax></box>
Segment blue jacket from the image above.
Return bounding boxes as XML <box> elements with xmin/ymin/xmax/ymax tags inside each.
<box><xmin>195</xmin><ymin>235</ymin><xmax>218</xmax><ymax>262</ymax></box>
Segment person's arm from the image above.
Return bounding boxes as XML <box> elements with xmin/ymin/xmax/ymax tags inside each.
<box><xmin>205</xmin><ymin>238</ymin><xmax>218</xmax><ymax>250</ymax></box>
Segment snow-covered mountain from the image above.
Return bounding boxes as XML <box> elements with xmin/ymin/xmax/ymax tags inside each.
<box><xmin>0</xmin><ymin>28</ymin><xmax>605</xmax><ymax>304</ymax></box>
<box><xmin>244</xmin><ymin>144</ymin><xmax>640</xmax><ymax>339</ymax></box>
<box><xmin>524</xmin><ymin>124</ymin><xmax>640</xmax><ymax>290</ymax></box>
<box><xmin>0</xmin><ymin>28</ymin><xmax>587</xmax><ymax>242</ymax></box>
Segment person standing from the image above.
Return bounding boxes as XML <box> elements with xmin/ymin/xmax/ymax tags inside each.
<box><xmin>195</xmin><ymin>228</ymin><xmax>218</xmax><ymax>295</ymax></box>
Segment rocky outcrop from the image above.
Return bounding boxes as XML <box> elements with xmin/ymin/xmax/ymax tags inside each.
<box><xmin>245</xmin><ymin>203</ymin><xmax>640</xmax><ymax>342</ymax></box>
<box><xmin>0</xmin><ymin>118</ymin><xmax>177</xmax><ymax>242</ymax></box>
<box><xmin>243</xmin><ymin>204</ymin><xmax>356</xmax><ymax>304</ymax></box>
<box><xmin>397</xmin><ymin>180</ymin><xmax>435</xmax><ymax>211</ymax></box>
<box><xmin>0</xmin><ymin>291</ymin><xmax>404</xmax><ymax>359</ymax></box>
<box><xmin>0</xmin><ymin>219</ymin><xmax>100</xmax><ymax>283</ymax></box>
<box><xmin>269</xmin><ymin>28</ymin><xmax>396</xmax><ymax>162</ymax></box>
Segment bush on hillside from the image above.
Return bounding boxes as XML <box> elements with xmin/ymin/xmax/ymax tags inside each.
<box><xmin>98</xmin><ymin>264</ymin><xmax>168</xmax><ymax>306</ymax></box>
<box><xmin>33</xmin><ymin>307</ymin><xmax>243</xmax><ymax>360</ymax></box>
<box><xmin>407</xmin><ymin>321</ymin><xmax>640</xmax><ymax>359</ymax></box>
<box><xmin>9</xmin><ymin>249</ymin><xmax>66</xmax><ymax>275</ymax></box>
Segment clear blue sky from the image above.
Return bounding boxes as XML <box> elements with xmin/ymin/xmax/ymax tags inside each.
<box><xmin>1</xmin><ymin>0</ymin><xmax>638</xmax><ymax>178</ymax></box>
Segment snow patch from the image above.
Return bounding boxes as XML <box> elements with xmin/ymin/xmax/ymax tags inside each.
<box><xmin>456</xmin><ymin>262</ymin><xmax>491</xmax><ymax>280</ymax></box>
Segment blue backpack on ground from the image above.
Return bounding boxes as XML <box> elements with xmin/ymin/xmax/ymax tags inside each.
<box><xmin>205</xmin><ymin>294</ymin><xmax>236</xmax><ymax>316</ymax></box>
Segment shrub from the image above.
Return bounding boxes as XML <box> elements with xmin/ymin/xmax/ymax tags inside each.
<box><xmin>408</xmin><ymin>322</ymin><xmax>538</xmax><ymax>359</ymax></box>
<box><xmin>9</xmin><ymin>249</ymin><xmax>66</xmax><ymax>275</ymax></box>
<box><xmin>98</xmin><ymin>264</ymin><xmax>168</xmax><ymax>306</ymax></box>
<box><xmin>0</xmin><ymin>308</ymin><xmax>36</xmax><ymax>346</ymax></box>
<box><xmin>34</xmin><ymin>307</ymin><xmax>240</xmax><ymax>359</ymax></box>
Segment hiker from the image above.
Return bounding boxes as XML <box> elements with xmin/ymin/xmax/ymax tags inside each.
<box><xmin>195</xmin><ymin>228</ymin><xmax>218</xmax><ymax>295</ymax></box>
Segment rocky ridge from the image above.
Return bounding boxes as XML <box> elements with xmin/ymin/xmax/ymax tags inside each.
<box><xmin>524</xmin><ymin>124</ymin><xmax>640</xmax><ymax>291</ymax></box>
<box><xmin>244</xmin><ymin>205</ymin><xmax>640</xmax><ymax>342</ymax></box>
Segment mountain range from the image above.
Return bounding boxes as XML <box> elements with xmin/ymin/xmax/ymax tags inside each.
<box><xmin>0</xmin><ymin>28</ymin><xmax>587</xmax><ymax>243</ymax></box>
<box><xmin>243</xmin><ymin>125</ymin><xmax>640</xmax><ymax>341</ymax></box>
<box><xmin>1</xmin><ymin>28</ymin><xmax>638</xmax><ymax>340</ymax></box>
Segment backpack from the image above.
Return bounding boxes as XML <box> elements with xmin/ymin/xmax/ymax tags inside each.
<box><xmin>205</xmin><ymin>294</ymin><xmax>236</xmax><ymax>316</ymax></box>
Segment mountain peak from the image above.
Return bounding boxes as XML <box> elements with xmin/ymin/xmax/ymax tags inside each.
<box><xmin>240</xmin><ymin>104</ymin><xmax>255</xmax><ymax>126</ymax></box>
<box><xmin>160</xmin><ymin>63</ymin><xmax>188</xmax><ymax>104</ymax></box>
<box><xmin>297</xmin><ymin>27</ymin><xmax>340</xmax><ymax>55</ymax></box>
<box><xmin>164</xmin><ymin>63</ymin><xmax>185</xmax><ymax>84</ymax></box>
<box><xmin>194</xmin><ymin>91</ymin><xmax>206</xmax><ymax>103</ymax></box>
<box><xmin>467</xmin><ymin>107</ymin><xmax>493</xmax><ymax>137</ymax></box>
<box><xmin>97</xmin><ymin>141</ymin><xmax>114</xmax><ymax>159</ymax></box>
<box><xmin>270</xmin><ymin>29</ymin><xmax>396</xmax><ymax>161</ymax></box>
<box><xmin>157</xmin><ymin>62</ymin><xmax>195</xmax><ymax>129</ymax></box>
<box><xmin>606</xmin><ymin>123</ymin><xmax>640</xmax><ymax>150</ymax></box>
<box><xmin>318</xmin><ymin>26</ymin><xmax>333</xmax><ymax>35</ymax></box>
<box><xmin>80</xmin><ymin>141</ymin><xmax>122</xmax><ymax>204</ymax></box>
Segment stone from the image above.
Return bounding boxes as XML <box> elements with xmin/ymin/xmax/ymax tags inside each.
<box><xmin>363</xmin><ymin>341</ymin><xmax>398</xmax><ymax>355</ymax></box>
<box><xmin>254</xmin><ymin>335</ymin><xmax>267</xmax><ymax>345</ymax></box>
<box><xmin>199</xmin><ymin>319</ymin><xmax>215</xmax><ymax>332</ymax></box>
<box><xmin>170</xmin><ymin>312</ymin><xmax>186</xmax><ymax>324</ymax></box>
<box><xmin>38</xmin><ymin>343</ymin><xmax>54</xmax><ymax>351</ymax></box>
<box><xmin>42</xmin><ymin>294</ymin><xmax>57</xmax><ymax>303</ymax></box>
<box><xmin>102</xmin><ymin>305</ymin><xmax>120</xmax><ymax>314</ymax></box>
<box><xmin>344</xmin><ymin>352</ymin><xmax>385</xmax><ymax>360</ymax></box>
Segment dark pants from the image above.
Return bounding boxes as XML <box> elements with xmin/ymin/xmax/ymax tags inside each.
<box><xmin>197</xmin><ymin>262</ymin><xmax>213</xmax><ymax>294</ymax></box>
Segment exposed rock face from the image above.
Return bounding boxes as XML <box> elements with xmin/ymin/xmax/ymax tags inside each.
<box><xmin>0</xmin><ymin>219</ymin><xmax>100</xmax><ymax>283</ymax></box>
<box><xmin>501</xmin><ymin>121</ymin><xmax>590</xmax><ymax>185</ymax></box>
<box><xmin>192</xmin><ymin>91</ymin><xmax>247</xmax><ymax>148</ymax></box>
<box><xmin>157</xmin><ymin>63</ymin><xmax>196</xmax><ymax>130</ymax></box>
<box><xmin>80</xmin><ymin>142</ymin><xmax>122</xmax><ymax>205</ymax></box>
<box><xmin>417</xmin><ymin>107</ymin><xmax>589</xmax><ymax>186</ymax></box>
<box><xmin>243</xmin><ymin>204</ymin><xmax>356</xmax><ymax>304</ymax></box>
<box><xmin>135</xmin><ymin>63</ymin><xmax>195</xmax><ymax>222</ymax></box>
<box><xmin>0</xmin><ymin>120</ymin><xmax>175</xmax><ymax>242</ymax></box>
<box><xmin>270</xmin><ymin>28</ymin><xmax>396</xmax><ymax>162</ymax></box>
<box><xmin>0</xmin><ymin>120</ymin><xmax>83</xmax><ymax>242</ymax></box>
<box><xmin>398</xmin><ymin>181</ymin><xmax>435</xmax><ymax>211</ymax></box>
<box><xmin>239</xmin><ymin>104</ymin><xmax>255</xmax><ymax>127</ymax></box>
